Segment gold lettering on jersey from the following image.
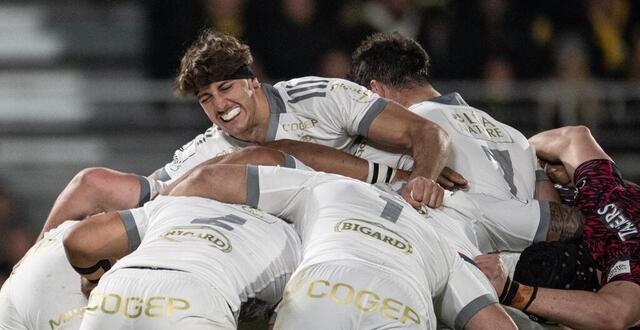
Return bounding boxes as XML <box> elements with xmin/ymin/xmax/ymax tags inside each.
<box><xmin>448</xmin><ymin>110</ymin><xmax>513</xmax><ymax>143</ymax></box>
<box><xmin>306</xmin><ymin>280</ymin><xmax>420</xmax><ymax>325</ymax></box>
<box><xmin>161</xmin><ymin>225</ymin><xmax>232</xmax><ymax>252</ymax></box>
<box><xmin>334</xmin><ymin>219</ymin><xmax>413</xmax><ymax>254</ymax></box>
<box><xmin>281</xmin><ymin>118</ymin><xmax>319</xmax><ymax>132</ymax></box>
<box><xmin>87</xmin><ymin>292</ymin><xmax>190</xmax><ymax>319</ymax></box>
<box><xmin>48</xmin><ymin>306</ymin><xmax>86</xmax><ymax>329</ymax></box>
<box><xmin>330</xmin><ymin>82</ymin><xmax>374</xmax><ymax>103</ymax></box>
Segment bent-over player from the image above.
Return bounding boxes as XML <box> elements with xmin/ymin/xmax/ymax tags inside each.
<box><xmin>63</xmin><ymin>194</ymin><xmax>301</xmax><ymax>329</ymax></box>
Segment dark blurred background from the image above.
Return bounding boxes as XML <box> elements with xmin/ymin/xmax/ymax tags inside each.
<box><xmin>1</xmin><ymin>0</ymin><xmax>640</xmax><ymax>285</ymax></box>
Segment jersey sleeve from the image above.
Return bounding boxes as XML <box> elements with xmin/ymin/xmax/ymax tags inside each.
<box><xmin>245</xmin><ymin>165</ymin><xmax>324</xmax><ymax>220</ymax></box>
<box><xmin>154</xmin><ymin>127</ymin><xmax>242</xmax><ymax>182</ymax></box>
<box><xmin>117</xmin><ymin>206</ymin><xmax>150</xmax><ymax>253</ymax></box>
<box><xmin>434</xmin><ymin>256</ymin><xmax>498</xmax><ymax>330</ymax></box>
<box><xmin>280</xmin><ymin>78</ymin><xmax>388</xmax><ymax>137</ymax></box>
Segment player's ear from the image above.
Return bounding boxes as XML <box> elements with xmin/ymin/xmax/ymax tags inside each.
<box><xmin>250</xmin><ymin>77</ymin><xmax>260</xmax><ymax>89</ymax></box>
<box><xmin>369</xmin><ymin>80</ymin><xmax>382</xmax><ymax>94</ymax></box>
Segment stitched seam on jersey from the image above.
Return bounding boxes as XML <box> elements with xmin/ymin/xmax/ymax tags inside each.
<box><xmin>357</xmin><ymin>98</ymin><xmax>388</xmax><ymax>136</ymax></box>
<box><xmin>284</xmin><ymin>79</ymin><xmax>329</xmax><ymax>88</ymax></box>
<box><xmin>246</xmin><ymin>166</ymin><xmax>260</xmax><ymax>208</ymax></box>
<box><xmin>288</xmin><ymin>92</ymin><xmax>327</xmax><ymax>104</ymax></box>
<box><xmin>286</xmin><ymin>84</ymin><xmax>328</xmax><ymax>96</ymax></box>
<box><xmin>534</xmin><ymin>200</ymin><xmax>551</xmax><ymax>242</ymax></box>
<box><xmin>118</xmin><ymin>210</ymin><xmax>141</xmax><ymax>253</ymax></box>
<box><xmin>454</xmin><ymin>293</ymin><xmax>495</xmax><ymax>330</ymax></box>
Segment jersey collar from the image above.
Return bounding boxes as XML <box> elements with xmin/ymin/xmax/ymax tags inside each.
<box><xmin>262</xmin><ymin>84</ymin><xmax>286</xmax><ymax>141</ymax></box>
<box><xmin>429</xmin><ymin>92</ymin><xmax>468</xmax><ymax>106</ymax></box>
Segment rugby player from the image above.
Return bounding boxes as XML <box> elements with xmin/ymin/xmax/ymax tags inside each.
<box><xmin>477</xmin><ymin>126</ymin><xmax>640</xmax><ymax>330</ymax></box>
<box><xmin>348</xmin><ymin>32</ymin><xmax>583</xmax><ymax>252</ymax></box>
<box><xmin>38</xmin><ymin>29</ymin><xmax>451</xmax><ymax>238</ymax></box>
<box><xmin>167</xmin><ymin>154</ymin><xmax>517</xmax><ymax>330</ymax></box>
<box><xmin>63</xmin><ymin>189</ymin><xmax>302</xmax><ymax>329</ymax></box>
<box><xmin>0</xmin><ymin>221</ymin><xmax>86</xmax><ymax>330</ymax></box>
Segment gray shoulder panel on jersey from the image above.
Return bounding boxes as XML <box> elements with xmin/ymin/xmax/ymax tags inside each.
<box><xmin>357</xmin><ymin>98</ymin><xmax>389</xmax><ymax>136</ymax></box>
<box><xmin>430</xmin><ymin>92</ymin><xmax>468</xmax><ymax>106</ymax></box>
<box><xmin>535</xmin><ymin>169</ymin><xmax>549</xmax><ymax>182</ymax></box>
<box><xmin>246</xmin><ymin>165</ymin><xmax>260</xmax><ymax>208</ymax></box>
<box><xmin>534</xmin><ymin>200</ymin><xmax>551</xmax><ymax>242</ymax></box>
<box><xmin>117</xmin><ymin>210</ymin><xmax>141</xmax><ymax>253</ymax></box>
<box><xmin>154</xmin><ymin>167</ymin><xmax>171</xmax><ymax>182</ymax></box>
<box><xmin>263</xmin><ymin>84</ymin><xmax>286</xmax><ymax>141</ymax></box>
<box><xmin>283</xmin><ymin>153</ymin><xmax>297</xmax><ymax>168</ymax></box>
<box><xmin>454</xmin><ymin>293</ymin><xmax>496</xmax><ymax>330</ymax></box>
<box><xmin>136</xmin><ymin>175</ymin><xmax>151</xmax><ymax>207</ymax></box>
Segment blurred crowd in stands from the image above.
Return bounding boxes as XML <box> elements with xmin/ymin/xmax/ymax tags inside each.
<box><xmin>145</xmin><ymin>0</ymin><xmax>640</xmax><ymax>82</ymax></box>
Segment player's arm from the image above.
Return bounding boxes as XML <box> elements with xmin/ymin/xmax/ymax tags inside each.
<box><xmin>40</xmin><ymin>167</ymin><xmax>158</xmax><ymax>240</ymax></box>
<box><xmin>475</xmin><ymin>254</ymin><xmax>640</xmax><ymax>330</ymax></box>
<box><xmin>63</xmin><ymin>211</ymin><xmax>132</xmax><ymax>283</ymax></box>
<box><xmin>262</xmin><ymin>139</ymin><xmax>409</xmax><ymax>183</ymax></box>
<box><xmin>528</xmin><ymin>126</ymin><xmax>611</xmax><ymax>180</ymax></box>
<box><xmin>367</xmin><ymin>101</ymin><xmax>450</xmax><ymax>182</ymax></box>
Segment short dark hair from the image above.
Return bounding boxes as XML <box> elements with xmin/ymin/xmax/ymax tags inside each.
<box><xmin>350</xmin><ymin>32</ymin><xmax>430</xmax><ymax>89</ymax></box>
<box><xmin>175</xmin><ymin>29</ymin><xmax>254</xmax><ymax>96</ymax></box>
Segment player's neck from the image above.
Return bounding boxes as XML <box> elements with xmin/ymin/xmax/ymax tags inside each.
<box><xmin>243</xmin><ymin>87</ymin><xmax>271</xmax><ymax>143</ymax></box>
<box><xmin>398</xmin><ymin>84</ymin><xmax>440</xmax><ymax>108</ymax></box>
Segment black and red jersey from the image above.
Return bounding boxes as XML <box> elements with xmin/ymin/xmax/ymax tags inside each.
<box><xmin>574</xmin><ymin>159</ymin><xmax>640</xmax><ymax>285</ymax></box>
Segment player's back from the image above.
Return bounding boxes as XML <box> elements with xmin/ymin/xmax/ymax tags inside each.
<box><xmin>352</xmin><ymin>93</ymin><xmax>537</xmax><ymax>201</ymax></box>
<box><xmin>0</xmin><ymin>221</ymin><xmax>86</xmax><ymax>330</ymax></box>
<box><xmin>112</xmin><ymin>195</ymin><xmax>302</xmax><ymax>313</ymax></box>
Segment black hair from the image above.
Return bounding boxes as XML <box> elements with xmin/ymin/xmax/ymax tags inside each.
<box><xmin>350</xmin><ymin>32</ymin><xmax>430</xmax><ymax>89</ymax></box>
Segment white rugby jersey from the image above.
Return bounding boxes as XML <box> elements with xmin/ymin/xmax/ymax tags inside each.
<box><xmin>351</xmin><ymin>93</ymin><xmax>551</xmax><ymax>249</ymax></box>
<box><xmin>352</xmin><ymin>93</ymin><xmax>541</xmax><ymax>200</ymax></box>
<box><xmin>246</xmin><ymin>166</ymin><xmax>496</xmax><ymax>329</ymax></box>
<box><xmin>0</xmin><ymin>221</ymin><xmax>86</xmax><ymax>330</ymax></box>
<box><xmin>155</xmin><ymin>77</ymin><xmax>388</xmax><ymax>182</ymax></box>
<box><xmin>110</xmin><ymin>196</ymin><xmax>301</xmax><ymax>314</ymax></box>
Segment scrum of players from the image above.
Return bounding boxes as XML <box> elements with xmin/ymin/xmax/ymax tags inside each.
<box><xmin>1</xmin><ymin>30</ymin><xmax>638</xmax><ymax>330</ymax></box>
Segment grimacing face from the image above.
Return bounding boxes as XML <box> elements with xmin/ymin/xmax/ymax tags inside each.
<box><xmin>196</xmin><ymin>78</ymin><xmax>262</xmax><ymax>140</ymax></box>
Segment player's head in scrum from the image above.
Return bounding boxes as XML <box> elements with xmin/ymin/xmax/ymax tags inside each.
<box><xmin>175</xmin><ymin>29</ymin><xmax>267</xmax><ymax>142</ymax></box>
<box><xmin>350</xmin><ymin>31</ymin><xmax>437</xmax><ymax>107</ymax></box>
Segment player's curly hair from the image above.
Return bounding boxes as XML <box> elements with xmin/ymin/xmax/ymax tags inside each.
<box><xmin>175</xmin><ymin>29</ymin><xmax>254</xmax><ymax>96</ymax></box>
<box><xmin>350</xmin><ymin>32</ymin><xmax>430</xmax><ymax>89</ymax></box>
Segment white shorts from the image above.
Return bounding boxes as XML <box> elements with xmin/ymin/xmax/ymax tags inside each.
<box><xmin>274</xmin><ymin>260</ymin><xmax>432</xmax><ymax>330</ymax></box>
<box><xmin>80</xmin><ymin>268</ymin><xmax>236</xmax><ymax>330</ymax></box>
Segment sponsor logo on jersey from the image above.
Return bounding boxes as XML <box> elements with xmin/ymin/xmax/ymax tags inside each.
<box><xmin>596</xmin><ymin>203</ymin><xmax>638</xmax><ymax>241</ymax></box>
<box><xmin>281</xmin><ymin>118</ymin><xmax>319</xmax><ymax>132</ymax></box>
<box><xmin>607</xmin><ymin>258</ymin><xmax>631</xmax><ymax>282</ymax></box>
<box><xmin>49</xmin><ymin>306</ymin><xmax>86</xmax><ymax>329</ymax></box>
<box><xmin>334</xmin><ymin>219</ymin><xmax>413</xmax><ymax>254</ymax></box>
<box><xmin>447</xmin><ymin>109</ymin><xmax>513</xmax><ymax>143</ymax></box>
<box><xmin>86</xmin><ymin>292</ymin><xmax>190</xmax><ymax>319</ymax></box>
<box><xmin>305</xmin><ymin>279</ymin><xmax>421</xmax><ymax>325</ymax></box>
<box><xmin>330</xmin><ymin>82</ymin><xmax>375</xmax><ymax>103</ymax></box>
<box><xmin>160</xmin><ymin>225</ymin><xmax>232</xmax><ymax>252</ymax></box>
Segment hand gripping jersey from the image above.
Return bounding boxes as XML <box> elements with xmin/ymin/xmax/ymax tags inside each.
<box><xmin>246</xmin><ymin>166</ymin><xmax>496</xmax><ymax>329</ymax></box>
<box><xmin>109</xmin><ymin>196</ymin><xmax>302</xmax><ymax>315</ymax></box>
<box><xmin>573</xmin><ymin>159</ymin><xmax>640</xmax><ymax>285</ymax></box>
<box><xmin>154</xmin><ymin>77</ymin><xmax>388</xmax><ymax>182</ymax></box>
<box><xmin>0</xmin><ymin>221</ymin><xmax>86</xmax><ymax>330</ymax></box>
<box><xmin>351</xmin><ymin>93</ymin><xmax>550</xmax><ymax>251</ymax></box>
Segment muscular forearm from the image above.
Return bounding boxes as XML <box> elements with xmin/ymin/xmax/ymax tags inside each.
<box><xmin>408</xmin><ymin>123</ymin><xmax>450</xmax><ymax>181</ymax></box>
